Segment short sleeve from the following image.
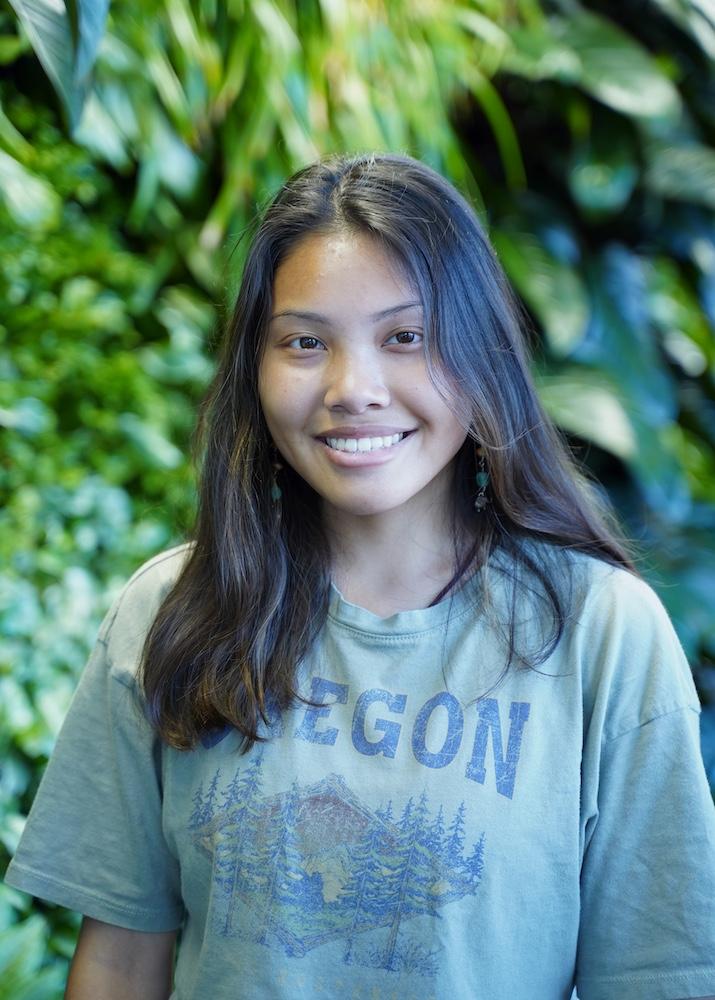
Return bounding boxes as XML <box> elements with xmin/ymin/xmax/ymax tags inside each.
<box><xmin>4</xmin><ymin>585</ymin><xmax>184</xmax><ymax>932</ymax></box>
<box><xmin>576</xmin><ymin>567</ymin><xmax>715</xmax><ymax>1000</ymax></box>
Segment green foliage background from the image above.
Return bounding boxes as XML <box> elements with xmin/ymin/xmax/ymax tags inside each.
<box><xmin>1</xmin><ymin>0</ymin><xmax>714</xmax><ymax>991</ymax></box>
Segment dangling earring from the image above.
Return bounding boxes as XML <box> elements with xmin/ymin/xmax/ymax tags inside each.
<box><xmin>270</xmin><ymin>446</ymin><xmax>283</xmax><ymax>504</ymax></box>
<box><xmin>474</xmin><ymin>444</ymin><xmax>489</xmax><ymax>511</ymax></box>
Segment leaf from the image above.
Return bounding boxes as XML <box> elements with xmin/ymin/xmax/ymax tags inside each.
<box><xmin>492</xmin><ymin>225</ymin><xmax>589</xmax><ymax>357</ymax></box>
<box><xmin>69</xmin><ymin>0</ymin><xmax>109</xmax><ymax>91</ymax></box>
<box><xmin>8</xmin><ymin>0</ymin><xmax>109</xmax><ymax>131</ymax></box>
<box><xmin>574</xmin><ymin>247</ymin><xmax>692</xmax><ymax>520</ymax></box>
<box><xmin>650</xmin><ymin>0</ymin><xmax>715</xmax><ymax>60</ymax></box>
<box><xmin>503</xmin><ymin>9</ymin><xmax>682</xmax><ymax>121</ymax></box>
<box><xmin>576</xmin><ymin>246</ymin><xmax>678</xmax><ymax>422</ymax></box>
<box><xmin>644</xmin><ymin>141</ymin><xmax>715</xmax><ymax>209</ymax></box>
<box><xmin>646</xmin><ymin>256</ymin><xmax>714</xmax><ymax>374</ymax></box>
<box><xmin>0</xmin><ymin>915</ymin><xmax>46</xmax><ymax>982</ymax></box>
<box><xmin>0</xmin><ymin>150</ymin><xmax>61</xmax><ymax>230</ymax></box>
<box><xmin>535</xmin><ymin>369</ymin><xmax>637</xmax><ymax>459</ymax></box>
<box><xmin>118</xmin><ymin>413</ymin><xmax>184</xmax><ymax>470</ymax></box>
<box><xmin>464</xmin><ymin>67</ymin><xmax>526</xmax><ymax>190</ymax></box>
<box><xmin>0</xmin><ymin>32</ymin><xmax>30</xmax><ymax>63</ymax></box>
<box><xmin>568</xmin><ymin>119</ymin><xmax>639</xmax><ymax>216</ymax></box>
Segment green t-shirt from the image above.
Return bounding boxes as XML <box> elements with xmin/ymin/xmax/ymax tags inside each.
<box><xmin>5</xmin><ymin>543</ymin><xmax>715</xmax><ymax>1000</ymax></box>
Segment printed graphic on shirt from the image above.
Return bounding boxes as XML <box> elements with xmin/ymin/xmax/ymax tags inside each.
<box><xmin>202</xmin><ymin>679</ymin><xmax>532</xmax><ymax>801</ymax></box>
<box><xmin>189</xmin><ymin>755</ymin><xmax>486</xmax><ymax>977</ymax></box>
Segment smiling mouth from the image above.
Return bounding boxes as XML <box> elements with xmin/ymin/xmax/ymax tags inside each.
<box><xmin>319</xmin><ymin>430</ymin><xmax>416</xmax><ymax>453</ymax></box>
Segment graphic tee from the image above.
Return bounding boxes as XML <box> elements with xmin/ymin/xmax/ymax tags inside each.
<box><xmin>5</xmin><ymin>543</ymin><xmax>715</xmax><ymax>1000</ymax></box>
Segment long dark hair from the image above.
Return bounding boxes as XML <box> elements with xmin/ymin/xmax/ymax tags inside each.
<box><xmin>140</xmin><ymin>152</ymin><xmax>637</xmax><ymax>751</ymax></box>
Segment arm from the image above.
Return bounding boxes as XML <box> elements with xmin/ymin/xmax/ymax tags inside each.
<box><xmin>65</xmin><ymin>917</ymin><xmax>177</xmax><ymax>1000</ymax></box>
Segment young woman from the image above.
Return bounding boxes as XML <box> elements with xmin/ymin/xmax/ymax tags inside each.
<box><xmin>6</xmin><ymin>153</ymin><xmax>715</xmax><ymax>1000</ymax></box>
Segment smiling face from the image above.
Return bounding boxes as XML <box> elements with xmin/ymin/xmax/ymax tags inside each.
<box><xmin>257</xmin><ymin>230</ymin><xmax>469</xmax><ymax>525</ymax></box>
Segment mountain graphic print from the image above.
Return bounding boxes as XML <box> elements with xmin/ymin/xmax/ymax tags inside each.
<box><xmin>189</xmin><ymin>754</ymin><xmax>486</xmax><ymax>977</ymax></box>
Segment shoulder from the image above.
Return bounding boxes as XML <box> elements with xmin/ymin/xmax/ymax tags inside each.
<box><xmin>496</xmin><ymin>538</ymin><xmax>668</xmax><ymax>634</ymax></box>
<box><xmin>99</xmin><ymin>543</ymin><xmax>194</xmax><ymax>680</ymax></box>
<box><xmin>565</xmin><ymin>549</ymin><xmax>677</xmax><ymax>643</ymax></box>
<box><xmin>560</xmin><ymin>549</ymin><xmax>701</xmax><ymax>734</ymax></box>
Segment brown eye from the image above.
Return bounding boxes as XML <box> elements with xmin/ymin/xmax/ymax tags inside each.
<box><xmin>288</xmin><ymin>336</ymin><xmax>325</xmax><ymax>350</ymax></box>
<box><xmin>388</xmin><ymin>331</ymin><xmax>422</xmax><ymax>345</ymax></box>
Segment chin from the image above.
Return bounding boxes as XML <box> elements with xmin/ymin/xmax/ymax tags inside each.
<box><xmin>325</xmin><ymin>493</ymin><xmax>410</xmax><ymax>517</ymax></box>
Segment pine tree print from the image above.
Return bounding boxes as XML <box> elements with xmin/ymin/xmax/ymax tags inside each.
<box><xmin>188</xmin><ymin>781</ymin><xmax>205</xmax><ymax>830</ymax></box>
<box><xmin>341</xmin><ymin>821</ymin><xmax>401</xmax><ymax>964</ymax></box>
<box><xmin>219</xmin><ymin>766</ymin><xmax>243</xmax><ymax>815</ymax></box>
<box><xmin>424</xmin><ymin>804</ymin><xmax>445</xmax><ymax>855</ymax></box>
<box><xmin>382</xmin><ymin>791</ymin><xmax>438</xmax><ymax>971</ymax></box>
<box><xmin>398</xmin><ymin>797</ymin><xmax>414</xmax><ymax>832</ymax></box>
<box><xmin>465</xmin><ymin>833</ymin><xmax>485</xmax><ymax>884</ymax></box>
<box><xmin>376</xmin><ymin>800</ymin><xmax>394</xmax><ymax>824</ymax></box>
<box><xmin>446</xmin><ymin>801</ymin><xmax>466</xmax><ymax>863</ymax></box>
<box><xmin>203</xmin><ymin>768</ymin><xmax>221</xmax><ymax>825</ymax></box>
<box><xmin>215</xmin><ymin>751</ymin><xmax>266</xmax><ymax>935</ymax></box>
<box><xmin>257</xmin><ymin>782</ymin><xmax>305</xmax><ymax>948</ymax></box>
<box><xmin>189</xmin><ymin>770</ymin><xmax>487</xmax><ymax>976</ymax></box>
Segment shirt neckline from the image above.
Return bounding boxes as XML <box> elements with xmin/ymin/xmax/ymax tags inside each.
<box><xmin>327</xmin><ymin>570</ymin><xmax>483</xmax><ymax>636</ymax></box>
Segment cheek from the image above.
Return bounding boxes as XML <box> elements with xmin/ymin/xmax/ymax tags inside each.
<box><xmin>258</xmin><ymin>374</ymin><xmax>309</xmax><ymax>445</ymax></box>
<box><xmin>420</xmin><ymin>387</ymin><xmax>469</xmax><ymax>444</ymax></box>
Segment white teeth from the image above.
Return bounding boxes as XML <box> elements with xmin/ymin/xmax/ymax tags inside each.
<box><xmin>325</xmin><ymin>432</ymin><xmax>405</xmax><ymax>453</ymax></box>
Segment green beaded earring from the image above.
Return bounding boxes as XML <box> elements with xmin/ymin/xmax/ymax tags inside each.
<box><xmin>474</xmin><ymin>444</ymin><xmax>489</xmax><ymax>511</ymax></box>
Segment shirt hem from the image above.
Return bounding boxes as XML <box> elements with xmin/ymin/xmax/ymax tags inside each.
<box><xmin>4</xmin><ymin>860</ymin><xmax>183</xmax><ymax>933</ymax></box>
<box><xmin>576</xmin><ymin>968</ymin><xmax>715</xmax><ymax>1000</ymax></box>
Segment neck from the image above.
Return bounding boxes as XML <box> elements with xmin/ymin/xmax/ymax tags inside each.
<box><xmin>324</xmin><ymin>497</ymin><xmax>475</xmax><ymax>614</ymax></box>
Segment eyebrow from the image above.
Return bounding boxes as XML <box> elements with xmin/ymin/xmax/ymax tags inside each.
<box><xmin>269</xmin><ymin>301</ymin><xmax>423</xmax><ymax>325</ymax></box>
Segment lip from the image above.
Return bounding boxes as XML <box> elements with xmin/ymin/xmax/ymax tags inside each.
<box><xmin>314</xmin><ymin>425</ymin><xmax>417</xmax><ymax>439</ymax></box>
<box><xmin>317</xmin><ymin>430</ymin><xmax>415</xmax><ymax>467</ymax></box>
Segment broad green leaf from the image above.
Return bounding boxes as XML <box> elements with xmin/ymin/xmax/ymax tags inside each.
<box><xmin>644</xmin><ymin>141</ymin><xmax>715</xmax><ymax>209</ymax></box>
<box><xmin>650</xmin><ymin>0</ymin><xmax>715</xmax><ymax>59</ymax></box>
<box><xmin>492</xmin><ymin>226</ymin><xmax>589</xmax><ymax>356</ymax></box>
<box><xmin>535</xmin><ymin>370</ymin><xmax>637</xmax><ymax>459</ymax></box>
<box><xmin>575</xmin><ymin>248</ymin><xmax>690</xmax><ymax>519</ymax></box>
<box><xmin>0</xmin><ymin>149</ymin><xmax>61</xmax><ymax>229</ymax></box>
<box><xmin>8</xmin><ymin>0</ymin><xmax>80</xmax><ymax>127</ymax></box>
<box><xmin>8</xmin><ymin>0</ymin><xmax>109</xmax><ymax>130</ymax></box>
<box><xmin>0</xmin><ymin>98</ymin><xmax>34</xmax><ymax>158</ymax></box>
<box><xmin>646</xmin><ymin>257</ymin><xmax>714</xmax><ymax>372</ymax></box>
<box><xmin>70</xmin><ymin>0</ymin><xmax>110</xmax><ymax>91</ymax></box>
<box><xmin>0</xmin><ymin>965</ymin><xmax>67</xmax><ymax>1000</ymax></box>
<box><xmin>504</xmin><ymin>9</ymin><xmax>682</xmax><ymax>121</ymax></box>
<box><xmin>576</xmin><ymin>246</ymin><xmax>678</xmax><ymax>423</ymax></box>
<box><xmin>0</xmin><ymin>914</ymin><xmax>46</xmax><ymax>980</ymax></box>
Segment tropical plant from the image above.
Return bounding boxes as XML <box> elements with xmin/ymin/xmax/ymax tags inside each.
<box><xmin>1</xmin><ymin>0</ymin><xmax>714</xmax><ymax>992</ymax></box>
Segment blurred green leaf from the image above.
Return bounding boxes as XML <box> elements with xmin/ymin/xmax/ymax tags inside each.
<box><xmin>504</xmin><ymin>8</ymin><xmax>682</xmax><ymax>121</ymax></box>
<box><xmin>0</xmin><ymin>150</ymin><xmax>61</xmax><ymax>228</ymax></box>
<box><xmin>7</xmin><ymin>0</ymin><xmax>109</xmax><ymax>131</ymax></box>
<box><xmin>568</xmin><ymin>119</ymin><xmax>639</xmax><ymax>216</ymax></box>
<box><xmin>493</xmin><ymin>225</ymin><xmax>589</xmax><ymax>357</ymax></box>
<box><xmin>644</xmin><ymin>141</ymin><xmax>715</xmax><ymax>209</ymax></box>
<box><xmin>2</xmin><ymin>0</ymin><xmax>715</xmax><ymax>982</ymax></box>
<box><xmin>0</xmin><ymin>916</ymin><xmax>66</xmax><ymax>998</ymax></box>
<box><xmin>536</xmin><ymin>369</ymin><xmax>637</xmax><ymax>459</ymax></box>
<box><xmin>650</xmin><ymin>0</ymin><xmax>715</xmax><ymax>59</ymax></box>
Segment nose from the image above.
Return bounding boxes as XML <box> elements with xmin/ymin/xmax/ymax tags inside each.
<box><xmin>322</xmin><ymin>349</ymin><xmax>391</xmax><ymax>412</ymax></box>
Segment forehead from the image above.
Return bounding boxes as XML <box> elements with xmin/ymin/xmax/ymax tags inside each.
<box><xmin>272</xmin><ymin>231</ymin><xmax>420</xmax><ymax>311</ymax></box>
